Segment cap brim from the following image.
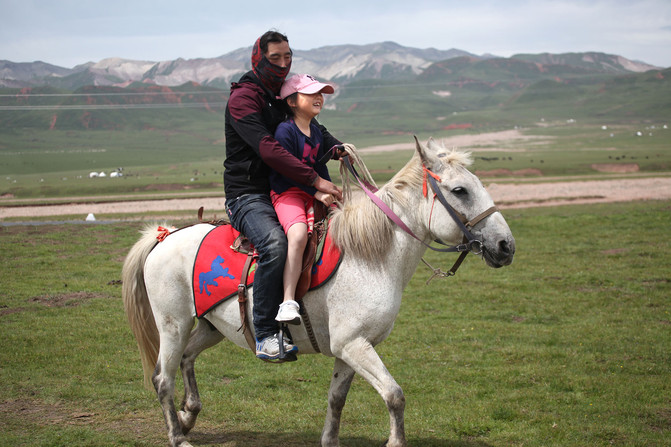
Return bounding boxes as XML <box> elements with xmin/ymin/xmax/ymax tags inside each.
<box><xmin>299</xmin><ymin>84</ymin><xmax>334</xmax><ymax>95</ymax></box>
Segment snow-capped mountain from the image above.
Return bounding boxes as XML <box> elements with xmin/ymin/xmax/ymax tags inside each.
<box><xmin>0</xmin><ymin>42</ymin><xmax>660</xmax><ymax>90</ymax></box>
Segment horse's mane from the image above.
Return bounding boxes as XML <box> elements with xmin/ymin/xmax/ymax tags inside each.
<box><xmin>330</xmin><ymin>143</ymin><xmax>472</xmax><ymax>261</ymax></box>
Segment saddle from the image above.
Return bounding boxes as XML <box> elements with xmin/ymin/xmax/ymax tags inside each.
<box><xmin>194</xmin><ymin>204</ymin><xmax>335</xmax><ymax>355</ymax></box>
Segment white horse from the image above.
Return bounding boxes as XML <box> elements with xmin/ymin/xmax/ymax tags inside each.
<box><xmin>122</xmin><ymin>138</ymin><xmax>515</xmax><ymax>447</ymax></box>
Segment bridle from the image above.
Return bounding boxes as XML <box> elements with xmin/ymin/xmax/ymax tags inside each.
<box><xmin>424</xmin><ymin>172</ymin><xmax>499</xmax><ymax>280</ymax></box>
<box><xmin>340</xmin><ymin>154</ymin><xmax>499</xmax><ymax>280</ymax></box>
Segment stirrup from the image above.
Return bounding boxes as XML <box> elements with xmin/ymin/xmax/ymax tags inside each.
<box><xmin>276</xmin><ymin>325</ymin><xmax>298</xmax><ymax>363</ymax></box>
<box><xmin>258</xmin><ymin>326</ymin><xmax>298</xmax><ymax>364</ymax></box>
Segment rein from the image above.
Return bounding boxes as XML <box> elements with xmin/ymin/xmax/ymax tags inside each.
<box><xmin>340</xmin><ymin>155</ymin><xmax>498</xmax><ymax>279</ymax></box>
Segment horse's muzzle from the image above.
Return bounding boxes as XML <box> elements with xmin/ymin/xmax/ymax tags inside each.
<box><xmin>482</xmin><ymin>236</ymin><xmax>515</xmax><ymax>268</ymax></box>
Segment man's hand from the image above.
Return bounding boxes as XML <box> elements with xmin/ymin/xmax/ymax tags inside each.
<box><xmin>336</xmin><ymin>145</ymin><xmax>348</xmax><ymax>158</ymax></box>
<box><xmin>313</xmin><ymin>176</ymin><xmax>342</xmax><ymax>201</ymax></box>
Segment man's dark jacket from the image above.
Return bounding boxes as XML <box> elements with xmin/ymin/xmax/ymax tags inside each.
<box><xmin>224</xmin><ymin>71</ymin><xmax>341</xmax><ymax>200</ymax></box>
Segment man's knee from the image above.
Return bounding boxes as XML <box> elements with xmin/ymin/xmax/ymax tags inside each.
<box><xmin>259</xmin><ymin>227</ymin><xmax>288</xmax><ymax>262</ymax></box>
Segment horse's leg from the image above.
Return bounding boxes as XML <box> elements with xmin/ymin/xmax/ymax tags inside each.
<box><xmin>152</xmin><ymin>319</ymin><xmax>195</xmax><ymax>447</ymax></box>
<box><xmin>336</xmin><ymin>339</ymin><xmax>407</xmax><ymax>447</ymax></box>
<box><xmin>179</xmin><ymin>320</ymin><xmax>224</xmax><ymax>435</ymax></box>
<box><xmin>321</xmin><ymin>358</ymin><xmax>356</xmax><ymax>447</ymax></box>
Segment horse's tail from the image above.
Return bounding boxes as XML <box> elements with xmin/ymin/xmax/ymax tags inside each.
<box><xmin>122</xmin><ymin>224</ymin><xmax>165</xmax><ymax>389</ymax></box>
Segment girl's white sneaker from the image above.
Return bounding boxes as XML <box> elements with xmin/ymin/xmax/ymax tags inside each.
<box><xmin>275</xmin><ymin>300</ymin><xmax>301</xmax><ymax>325</ymax></box>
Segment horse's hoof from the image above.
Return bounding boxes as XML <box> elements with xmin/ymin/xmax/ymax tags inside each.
<box><xmin>381</xmin><ymin>441</ymin><xmax>407</xmax><ymax>447</ymax></box>
<box><xmin>177</xmin><ymin>410</ymin><xmax>197</xmax><ymax>435</ymax></box>
<box><xmin>172</xmin><ymin>436</ymin><xmax>193</xmax><ymax>447</ymax></box>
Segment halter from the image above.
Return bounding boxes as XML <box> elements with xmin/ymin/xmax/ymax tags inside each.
<box><xmin>341</xmin><ymin>155</ymin><xmax>499</xmax><ymax>279</ymax></box>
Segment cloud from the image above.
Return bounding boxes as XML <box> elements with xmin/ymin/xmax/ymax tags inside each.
<box><xmin>1</xmin><ymin>0</ymin><xmax>670</xmax><ymax>67</ymax></box>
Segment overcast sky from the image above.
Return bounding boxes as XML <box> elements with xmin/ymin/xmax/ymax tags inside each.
<box><xmin>2</xmin><ymin>0</ymin><xmax>670</xmax><ymax>68</ymax></box>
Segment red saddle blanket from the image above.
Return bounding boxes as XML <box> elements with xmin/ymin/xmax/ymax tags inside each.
<box><xmin>192</xmin><ymin>224</ymin><xmax>341</xmax><ymax>317</ymax></box>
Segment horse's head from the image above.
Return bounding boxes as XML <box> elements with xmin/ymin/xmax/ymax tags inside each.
<box><xmin>415</xmin><ymin>137</ymin><xmax>515</xmax><ymax>268</ymax></box>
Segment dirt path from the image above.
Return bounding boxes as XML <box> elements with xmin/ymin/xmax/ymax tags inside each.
<box><xmin>2</xmin><ymin>177</ymin><xmax>671</xmax><ymax>219</ymax></box>
<box><xmin>486</xmin><ymin>177</ymin><xmax>671</xmax><ymax>208</ymax></box>
<box><xmin>361</xmin><ymin>129</ymin><xmax>548</xmax><ymax>153</ymax></box>
<box><xmin>2</xmin><ymin>130</ymin><xmax>670</xmax><ymax>220</ymax></box>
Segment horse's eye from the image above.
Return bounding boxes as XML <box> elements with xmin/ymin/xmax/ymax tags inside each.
<box><xmin>451</xmin><ymin>186</ymin><xmax>467</xmax><ymax>196</ymax></box>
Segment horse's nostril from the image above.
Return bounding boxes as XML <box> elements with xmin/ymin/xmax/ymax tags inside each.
<box><xmin>499</xmin><ymin>240</ymin><xmax>510</xmax><ymax>255</ymax></box>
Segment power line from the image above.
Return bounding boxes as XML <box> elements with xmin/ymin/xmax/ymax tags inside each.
<box><xmin>0</xmin><ymin>90</ymin><xmax>229</xmax><ymax>98</ymax></box>
<box><xmin>0</xmin><ymin>93</ymin><xmax>453</xmax><ymax>111</ymax></box>
<box><xmin>0</xmin><ymin>80</ymin><xmax>457</xmax><ymax>99</ymax></box>
<box><xmin>0</xmin><ymin>102</ymin><xmax>229</xmax><ymax>111</ymax></box>
<box><xmin>0</xmin><ymin>79</ymin><xmax>462</xmax><ymax>111</ymax></box>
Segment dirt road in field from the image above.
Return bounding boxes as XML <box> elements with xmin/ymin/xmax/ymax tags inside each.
<box><xmin>1</xmin><ymin>130</ymin><xmax>670</xmax><ymax>219</ymax></box>
<box><xmin>3</xmin><ymin>176</ymin><xmax>671</xmax><ymax>220</ymax></box>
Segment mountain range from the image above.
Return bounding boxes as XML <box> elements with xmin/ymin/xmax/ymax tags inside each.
<box><xmin>0</xmin><ymin>41</ymin><xmax>661</xmax><ymax>90</ymax></box>
<box><xmin>2</xmin><ymin>42</ymin><xmax>668</xmax><ymax>134</ymax></box>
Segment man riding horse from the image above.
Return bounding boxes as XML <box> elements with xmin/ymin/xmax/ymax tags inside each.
<box><xmin>223</xmin><ymin>30</ymin><xmax>343</xmax><ymax>360</ymax></box>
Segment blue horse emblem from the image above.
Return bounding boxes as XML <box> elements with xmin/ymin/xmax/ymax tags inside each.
<box><xmin>199</xmin><ymin>255</ymin><xmax>235</xmax><ymax>296</ymax></box>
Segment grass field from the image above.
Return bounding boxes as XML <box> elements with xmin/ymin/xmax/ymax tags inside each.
<box><xmin>1</xmin><ymin>121</ymin><xmax>669</xmax><ymax>201</ymax></box>
<box><xmin>1</xmin><ymin>59</ymin><xmax>669</xmax><ymax>446</ymax></box>
<box><xmin>1</xmin><ymin>199</ymin><xmax>669</xmax><ymax>446</ymax></box>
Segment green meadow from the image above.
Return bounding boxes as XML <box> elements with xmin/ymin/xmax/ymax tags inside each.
<box><xmin>2</xmin><ymin>65</ymin><xmax>671</xmax><ymax>201</ymax></box>
<box><xmin>1</xmin><ymin>121</ymin><xmax>669</xmax><ymax>202</ymax></box>
<box><xmin>1</xmin><ymin>200</ymin><xmax>669</xmax><ymax>446</ymax></box>
<box><xmin>1</xmin><ymin>64</ymin><xmax>670</xmax><ymax>445</ymax></box>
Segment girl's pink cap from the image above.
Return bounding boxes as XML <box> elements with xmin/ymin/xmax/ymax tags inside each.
<box><xmin>280</xmin><ymin>74</ymin><xmax>335</xmax><ymax>99</ymax></box>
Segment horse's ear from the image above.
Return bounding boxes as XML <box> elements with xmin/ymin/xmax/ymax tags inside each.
<box><xmin>414</xmin><ymin>135</ymin><xmax>441</xmax><ymax>171</ymax></box>
<box><xmin>414</xmin><ymin>135</ymin><xmax>428</xmax><ymax>162</ymax></box>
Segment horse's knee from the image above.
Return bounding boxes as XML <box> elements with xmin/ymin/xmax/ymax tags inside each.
<box><xmin>155</xmin><ymin>378</ymin><xmax>172</xmax><ymax>401</ymax></box>
<box><xmin>384</xmin><ymin>384</ymin><xmax>407</xmax><ymax>447</ymax></box>
<box><xmin>153</xmin><ymin>369</ymin><xmax>178</xmax><ymax>405</ymax></box>
<box><xmin>384</xmin><ymin>384</ymin><xmax>405</xmax><ymax>412</ymax></box>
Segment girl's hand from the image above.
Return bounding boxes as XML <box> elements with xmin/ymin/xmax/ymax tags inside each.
<box><xmin>313</xmin><ymin>176</ymin><xmax>342</xmax><ymax>201</ymax></box>
<box><xmin>315</xmin><ymin>191</ymin><xmax>334</xmax><ymax>207</ymax></box>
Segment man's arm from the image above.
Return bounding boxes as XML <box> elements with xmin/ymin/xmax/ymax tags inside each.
<box><xmin>227</xmin><ymin>87</ymin><xmax>317</xmax><ymax>185</ymax></box>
